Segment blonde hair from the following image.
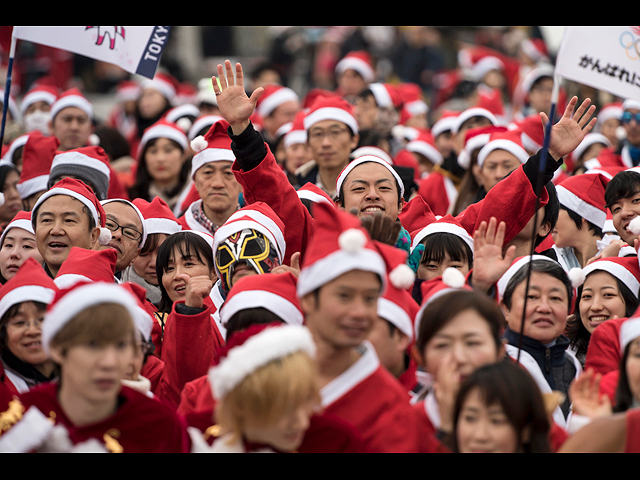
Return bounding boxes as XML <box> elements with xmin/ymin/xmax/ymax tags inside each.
<box><xmin>214</xmin><ymin>350</ymin><xmax>320</xmax><ymax>443</ymax></box>
<box><xmin>49</xmin><ymin>303</ymin><xmax>138</xmax><ymax>356</ymax></box>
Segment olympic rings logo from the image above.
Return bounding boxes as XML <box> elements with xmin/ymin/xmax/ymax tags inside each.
<box><xmin>620</xmin><ymin>28</ymin><xmax>640</xmax><ymax>61</ymax></box>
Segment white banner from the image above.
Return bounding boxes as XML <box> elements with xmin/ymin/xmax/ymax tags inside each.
<box><xmin>555</xmin><ymin>26</ymin><xmax>640</xmax><ymax>101</ymax></box>
<box><xmin>12</xmin><ymin>26</ymin><xmax>172</xmax><ymax>79</ymax></box>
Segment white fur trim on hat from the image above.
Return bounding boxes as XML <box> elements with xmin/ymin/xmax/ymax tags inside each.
<box><xmin>50</xmin><ymin>151</ymin><xmax>111</xmax><ymax>180</ymax></box>
<box><xmin>0</xmin><ymin>285</ymin><xmax>55</xmax><ymax>323</ymax></box>
<box><xmin>556</xmin><ymin>185</ymin><xmax>607</xmax><ymax>230</ymax></box>
<box><xmin>582</xmin><ymin>261</ymin><xmax>640</xmax><ymax>299</ymax></box>
<box><xmin>621</xmin><ymin>317</ymin><xmax>640</xmax><ymax>353</ymax></box>
<box><xmin>442</xmin><ymin>267</ymin><xmax>466</xmax><ymax>288</ymax></box>
<box><xmin>477</xmin><ymin>138</ymin><xmax>529</xmax><ymax>168</ymax></box>
<box><xmin>0</xmin><ymin>218</ymin><xmax>34</xmax><ymax>245</ymax></box>
<box><xmin>304</xmin><ymin>106</ymin><xmax>359</xmax><ymax>135</ymax></box>
<box><xmin>33</xmin><ymin>187</ymin><xmax>102</xmax><ymax>235</ymax></box>
<box><xmin>568</xmin><ymin>267</ymin><xmax>586</xmax><ymax>289</ymax></box>
<box><xmin>257</xmin><ymin>87</ymin><xmax>299</xmax><ymax>118</ymax></box>
<box><xmin>497</xmin><ymin>255</ymin><xmax>559</xmax><ymax>299</ymax></box>
<box><xmin>50</xmin><ymin>95</ymin><xmax>93</xmax><ymax>120</ymax></box>
<box><xmin>220</xmin><ymin>290</ymin><xmax>304</xmax><ymax>327</ymax></box>
<box><xmin>208</xmin><ymin>325</ymin><xmax>316</xmax><ymax>400</ymax></box>
<box><xmin>17</xmin><ymin>175</ymin><xmax>49</xmax><ymax>200</ymax></box>
<box><xmin>190</xmin><ymin>148</ymin><xmax>236</xmax><ymax>179</ymax></box>
<box><xmin>628</xmin><ymin>216</ymin><xmax>640</xmax><ymax>235</ymax></box>
<box><xmin>101</xmin><ymin>199</ymin><xmax>148</xmax><ymax>249</ymax></box>
<box><xmin>338</xmin><ymin>228</ymin><xmax>368</xmax><ymax>253</ymax></box>
<box><xmin>452</xmin><ymin>108</ymin><xmax>497</xmax><ymax>134</ymax></box>
<box><xmin>336</xmin><ymin>155</ymin><xmax>405</xmax><ymax>198</ymax></box>
<box><xmin>410</xmin><ymin>221</ymin><xmax>474</xmax><ymax>253</ymax></box>
<box><xmin>139</xmin><ymin>124</ymin><xmax>188</xmax><ymax>156</ymax></box>
<box><xmin>335</xmin><ymin>57</ymin><xmax>375</xmax><ymax>83</ymax></box>
<box><xmin>378</xmin><ymin>297</ymin><xmax>413</xmax><ymax>340</ymax></box>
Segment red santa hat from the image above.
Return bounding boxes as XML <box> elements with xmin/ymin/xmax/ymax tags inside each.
<box><xmin>520</xmin><ymin>38</ymin><xmax>550</xmax><ymax>64</ymax></box>
<box><xmin>334</xmin><ymin>50</ymin><xmax>375</xmax><ymax>84</ymax></box>
<box><xmin>296</xmin><ymin>201</ymin><xmax>386</xmax><ymax>297</ymax></box>
<box><xmin>20</xmin><ymin>84</ymin><xmax>59</xmax><ymax>116</ymax></box>
<box><xmin>406</xmin><ymin>130</ymin><xmax>444</xmax><ymax>167</ymax></box>
<box><xmin>351</xmin><ymin>146</ymin><xmax>394</xmax><ymax>165</ymax></box>
<box><xmin>188</xmin><ymin>115</ymin><xmax>225</xmax><ymax>141</ymax></box>
<box><xmin>620</xmin><ymin>316</ymin><xmax>640</xmax><ymax>354</ymax></box>
<box><xmin>397</xmin><ymin>83</ymin><xmax>428</xmax><ymax>126</ymax></box>
<box><xmin>101</xmin><ymin>198</ymin><xmax>148</xmax><ymax>248</ymax></box>
<box><xmin>470</xmin><ymin>56</ymin><xmax>505</xmax><ymax>83</ymax></box>
<box><xmin>165</xmin><ymin>103</ymin><xmax>201</xmax><ymax>133</ymax></box>
<box><xmin>48</xmin><ymin>145</ymin><xmax>112</xmax><ymax>201</ymax></box>
<box><xmin>220</xmin><ymin>271</ymin><xmax>304</xmax><ymax>328</ymax></box>
<box><xmin>397</xmin><ymin>195</ymin><xmax>437</xmax><ymax>234</ymax></box>
<box><xmin>296</xmin><ymin>182</ymin><xmax>335</xmax><ymax>207</ymax></box>
<box><xmin>114</xmin><ymin>80</ymin><xmax>141</xmax><ymax>103</ymax></box>
<box><xmin>2</xmin><ymin>134</ymin><xmax>30</xmax><ymax>165</ymax></box>
<box><xmin>457</xmin><ymin>125</ymin><xmax>508</xmax><ymax>170</ymax></box>
<box><xmin>477</xmin><ymin>129</ymin><xmax>529</xmax><ymax>169</ymax></box>
<box><xmin>140</xmin><ymin>71</ymin><xmax>177</xmax><ymax>104</ymax></box>
<box><xmin>208</xmin><ymin>322</ymin><xmax>316</xmax><ymax>401</ymax></box>
<box><xmin>509</xmin><ymin>114</ymin><xmax>545</xmax><ymax>153</ymax></box>
<box><xmin>49</xmin><ymin>87</ymin><xmax>93</xmax><ymax>120</ymax></box>
<box><xmin>520</xmin><ymin>63</ymin><xmax>555</xmax><ymax>98</ymax></box>
<box><xmin>596</xmin><ymin>102</ymin><xmax>624</xmax><ymax>126</ymax></box>
<box><xmin>369</xmin><ymin>83</ymin><xmax>402</xmax><ymax>109</ymax></box>
<box><xmin>431</xmin><ymin>110</ymin><xmax>460</xmax><ymax>139</ymax></box>
<box><xmin>212</xmin><ymin>202</ymin><xmax>287</xmax><ymax>273</ymax></box>
<box><xmin>572</xmin><ymin>133</ymin><xmax>612</xmax><ymax>164</ymax></box>
<box><xmin>303</xmin><ymin>95</ymin><xmax>359</xmax><ymax>135</ymax></box>
<box><xmin>556</xmin><ymin>171</ymin><xmax>609</xmax><ymax>229</ymax></box>
<box><xmin>53</xmin><ymin>247</ymin><xmax>118</xmax><ymax>290</ymax></box>
<box><xmin>17</xmin><ymin>132</ymin><xmax>59</xmax><ymax>200</ymax></box>
<box><xmin>132</xmin><ymin>196</ymin><xmax>182</xmax><ymax>235</ymax></box>
<box><xmin>0</xmin><ymin>88</ymin><xmax>19</xmax><ymax>122</ymax></box>
<box><xmin>410</xmin><ymin>214</ymin><xmax>474</xmax><ymax>255</ymax></box>
<box><xmin>284</xmin><ymin>110</ymin><xmax>307</xmax><ymax>149</ymax></box>
<box><xmin>0</xmin><ymin>257</ymin><xmax>57</xmax><ymax>323</ymax></box>
<box><xmin>120</xmin><ymin>282</ymin><xmax>154</xmax><ymax>342</ymax></box>
<box><xmin>189</xmin><ymin>118</ymin><xmax>235</xmax><ymax>179</ymax></box>
<box><xmin>256</xmin><ymin>84</ymin><xmax>300</xmax><ymax>119</ymax></box>
<box><xmin>497</xmin><ymin>255</ymin><xmax>560</xmax><ymax>300</ymax></box>
<box><xmin>32</xmin><ymin>177</ymin><xmax>112</xmax><ymax>246</ymax></box>
<box><xmin>336</xmin><ymin>154</ymin><xmax>405</xmax><ymax>199</ymax></box>
<box><xmin>452</xmin><ymin>107</ymin><xmax>498</xmax><ymax>135</ymax></box>
<box><xmin>568</xmin><ymin>256</ymin><xmax>640</xmax><ymax>299</ymax></box>
<box><xmin>41</xmin><ymin>280</ymin><xmax>143</xmax><ymax>356</ymax></box>
<box><xmin>138</xmin><ymin>118</ymin><xmax>189</xmax><ymax>159</ymax></box>
<box><xmin>0</xmin><ymin>210</ymin><xmax>34</xmax><ymax>245</ymax></box>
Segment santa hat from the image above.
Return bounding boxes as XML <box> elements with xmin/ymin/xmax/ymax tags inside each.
<box><xmin>101</xmin><ymin>198</ymin><xmax>148</xmax><ymax>249</ymax></box>
<box><xmin>48</xmin><ymin>146</ymin><xmax>111</xmax><ymax>201</ymax></box>
<box><xmin>336</xmin><ymin>154</ymin><xmax>405</xmax><ymax>199</ymax></box>
<box><xmin>138</xmin><ymin>118</ymin><xmax>189</xmax><ymax>159</ymax></box>
<box><xmin>20</xmin><ymin>84</ymin><xmax>59</xmax><ymax>116</ymax></box>
<box><xmin>406</xmin><ymin>130</ymin><xmax>443</xmax><ymax>167</ymax></box>
<box><xmin>32</xmin><ymin>177</ymin><xmax>112</xmax><ymax>246</ymax></box>
<box><xmin>397</xmin><ymin>83</ymin><xmax>428</xmax><ymax>125</ymax></box>
<box><xmin>2</xmin><ymin>134</ymin><xmax>30</xmax><ymax>164</ymax></box>
<box><xmin>0</xmin><ymin>89</ymin><xmax>20</xmax><ymax>122</ymax></box>
<box><xmin>622</xmin><ymin>99</ymin><xmax>640</xmax><ymax>112</ymax></box>
<box><xmin>620</xmin><ymin>316</ymin><xmax>640</xmax><ymax>354</ymax></box>
<box><xmin>41</xmin><ymin>281</ymin><xmax>143</xmax><ymax>356</ymax></box>
<box><xmin>114</xmin><ymin>80</ymin><xmax>141</xmax><ymax>103</ymax></box>
<box><xmin>509</xmin><ymin>114</ymin><xmax>545</xmax><ymax>153</ymax></box>
<box><xmin>414</xmin><ymin>268</ymin><xmax>473</xmax><ymax>340</ymax></box>
<box><xmin>53</xmin><ymin>247</ymin><xmax>118</xmax><ymax>290</ymax></box>
<box><xmin>17</xmin><ymin>132</ymin><xmax>59</xmax><ymax>200</ymax></box>
<box><xmin>457</xmin><ymin>125</ymin><xmax>508</xmax><ymax>170</ymax></box>
<box><xmin>521</xmin><ymin>64</ymin><xmax>555</xmax><ymax>97</ymax></box>
<box><xmin>411</xmin><ymin>215</ymin><xmax>473</xmax><ymax>255</ymax></box>
<box><xmin>303</xmin><ymin>95</ymin><xmax>359</xmax><ymax>135</ymax></box>
<box><xmin>212</xmin><ymin>202</ymin><xmax>286</xmax><ymax>274</ymax></box>
<box><xmin>471</xmin><ymin>56</ymin><xmax>505</xmax><ymax>82</ymax></box>
<box><xmin>49</xmin><ymin>88</ymin><xmax>93</xmax><ymax>120</ymax></box>
<box><xmin>397</xmin><ymin>195</ymin><xmax>437</xmax><ymax>234</ymax></box>
<box><xmin>497</xmin><ymin>255</ymin><xmax>560</xmax><ymax>300</ymax></box>
<box><xmin>477</xmin><ymin>129</ymin><xmax>529</xmax><ymax>169</ymax></box>
<box><xmin>0</xmin><ymin>210</ymin><xmax>34</xmax><ymax>245</ymax></box>
<box><xmin>120</xmin><ymin>282</ymin><xmax>154</xmax><ymax>342</ymax></box>
<box><xmin>572</xmin><ymin>133</ymin><xmax>612</xmax><ymax>163</ymax></box>
<box><xmin>452</xmin><ymin>107</ymin><xmax>498</xmax><ymax>135</ymax></box>
<box><xmin>296</xmin><ymin>201</ymin><xmax>386</xmax><ymax>297</ymax></box>
<box><xmin>189</xmin><ymin>118</ymin><xmax>235</xmax><ymax>179</ymax></box>
<box><xmin>220</xmin><ymin>272</ymin><xmax>304</xmax><ymax>328</ymax></box>
<box><xmin>569</xmin><ymin>256</ymin><xmax>640</xmax><ymax>299</ymax></box>
<box><xmin>351</xmin><ymin>146</ymin><xmax>394</xmax><ymax>165</ymax></box>
<box><xmin>256</xmin><ymin>84</ymin><xmax>299</xmax><ymax>119</ymax></box>
<box><xmin>296</xmin><ymin>182</ymin><xmax>335</xmax><ymax>207</ymax></box>
<box><xmin>132</xmin><ymin>197</ymin><xmax>182</xmax><ymax>235</ymax></box>
<box><xmin>596</xmin><ymin>102</ymin><xmax>624</xmax><ymax>128</ymax></box>
<box><xmin>431</xmin><ymin>110</ymin><xmax>460</xmax><ymax>139</ymax></box>
<box><xmin>520</xmin><ymin>38</ymin><xmax>550</xmax><ymax>64</ymax></box>
<box><xmin>165</xmin><ymin>103</ymin><xmax>201</xmax><ymax>133</ymax></box>
<box><xmin>188</xmin><ymin>115</ymin><xmax>224</xmax><ymax>141</ymax></box>
<box><xmin>369</xmin><ymin>83</ymin><xmax>402</xmax><ymax>109</ymax></box>
<box><xmin>335</xmin><ymin>50</ymin><xmax>375</xmax><ymax>83</ymax></box>
<box><xmin>0</xmin><ymin>257</ymin><xmax>57</xmax><ymax>323</ymax></box>
<box><xmin>284</xmin><ymin>110</ymin><xmax>307</xmax><ymax>149</ymax></box>
<box><xmin>140</xmin><ymin>71</ymin><xmax>177</xmax><ymax>104</ymax></box>
<box><xmin>208</xmin><ymin>322</ymin><xmax>316</xmax><ymax>401</ymax></box>
<box><xmin>556</xmin><ymin>172</ymin><xmax>609</xmax><ymax>229</ymax></box>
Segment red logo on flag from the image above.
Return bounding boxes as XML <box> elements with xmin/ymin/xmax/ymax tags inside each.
<box><xmin>85</xmin><ymin>26</ymin><xmax>126</xmax><ymax>50</ymax></box>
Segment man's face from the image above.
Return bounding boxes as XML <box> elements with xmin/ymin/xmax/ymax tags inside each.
<box><xmin>300</xmin><ymin>269</ymin><xmax>382</xmax><ymax>351</ymax></box>
<box><xmin>50</xmin><ymin>107</ymin><xmax>92</xmax><ymax>151</ymax></box>
<box><xmin>337</xmin><ymin>69</ymin><xmax>367</xmax><ymax>99</ymax></box>
<box><xmin>262</xmin><ymin>101</ymin><xmax>300</xmax><ymax>137</ymax></box>
<box><xmin>354</xmin><ymin>94</ymin><xmax>378</xmax><ymax>130</ymax></box>
<box><xmin>341</xmin><ymin>162</ymin><xmax>404</xmax><ymax>220</ymax></box>
<box><xmin>98</xmin><ymin>201</ymin><xmax>144</xmax><ymax>273</ymax></box>
<box><xmin>480</xmin><ymin>149</ymin><xmax>522</xmax><ymax>192</ymax></box>
<box><xmin>193</xmin><ymin>161</ymin><xmax>242</xmax><ymax>222</ymax></box>
<box><xmin>35</xmin><ymin>195</ymin><xmax>98</xmax><ymax>275</ymax></box>
<box><xmin>623</xmin><ymin>108</ymin><xmax>640</xmax><ymax>147</ymax></box>
<box><xmin>609</xmin><ymin>190</ymin><xmax>640</xmax><ymax>245</ymax></box>
<box><xmin>307</xmin><ymin>120</ymin><xmax>359</xmax><ymax>173</ymax></box>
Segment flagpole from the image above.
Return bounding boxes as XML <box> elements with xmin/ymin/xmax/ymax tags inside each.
<box><xmin>0</xmin><ymin>30</ymin><xmax>18</xmax><ymax>148</ymax></box>
<box><xmin>516</xmin><ymin>73</ymin><xmax>561</xmax><ymax>364</ymax></box>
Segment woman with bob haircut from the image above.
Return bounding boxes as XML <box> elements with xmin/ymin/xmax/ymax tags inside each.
<box><xmin>0</xmin><ymin>281</ymin><xmax>188</xmax><ymax>453</ymax></box>
<box><xmin>453</xmin><ymin>359</ymin><xmax>552</xmax><ymax>453</ymax></box>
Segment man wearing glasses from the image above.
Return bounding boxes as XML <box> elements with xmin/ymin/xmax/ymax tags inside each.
<box><xmin>620</xmin><ymin>99</ymin><xmax>640</xmax><ymax>167</ymax></box>
<box><xmin>99</xmin><ymin>199</ymin><xmax>147</xmax><ymax>280</ymax></box>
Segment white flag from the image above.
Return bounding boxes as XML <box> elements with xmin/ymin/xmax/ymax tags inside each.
<box><xmin>12</xmin><ymin>26</ymin><xmax>172</xmax><ymax>79</ymax></box>
<box><xmin>555</xmin><ymin>26</ymin><xmax>640</xmax><ymax>101</ymax></box>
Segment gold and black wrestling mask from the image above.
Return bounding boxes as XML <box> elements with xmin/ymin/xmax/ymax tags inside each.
<box><xmin>215</xmin><ymin>228</ymin><xmax>281</xmax><ymax>292</ymax></box>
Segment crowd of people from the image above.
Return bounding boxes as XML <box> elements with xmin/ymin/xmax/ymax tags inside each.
<box><xmin>0</xmin><ymin>26</ymin><xmax>640</xmax><ymax>453</ymax></box>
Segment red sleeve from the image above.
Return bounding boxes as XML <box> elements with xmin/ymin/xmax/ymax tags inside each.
<box><xmin>416</xmin><ymin>171</ymin><xmax>450</xmax><ymax>217</ymax></box>
<box><xmin>232</xmin><ymin>146</ymin><xmax>315</xmax><ymax>266</ymax></box>
<box><xmin>159</xmin><ymin>300</ymin><xmax>224</xmax><ymax>408</ymax></box>
<box><xmin>455</xmin><ymin>165</ymin><xmax>549</xmax><ymax>245</ymax></box>
<box><xmin>585</xmin><ymin>318</ymin><xmax>626</xmax><ymax>376</ymax></box>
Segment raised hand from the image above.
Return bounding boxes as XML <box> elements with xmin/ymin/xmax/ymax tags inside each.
<box><xmin>212</xmin><ymin>60</ymin><xmax>264</xmax><ymax>135</ymax></box>
<box><xmin>471</xmin><ymin>217</ymin><xmax>517</xmax><ymax>293</ymax></box>
<box><xmin>542</xmin><ymin>95</ymin><xmax>597</xmax><ymax>161</ymax></box>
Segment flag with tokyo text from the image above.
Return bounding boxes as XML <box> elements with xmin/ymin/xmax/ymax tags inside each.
<box><xmin>12</xmin><ymin>26</ymin><xmax>172</xmax><ymax>79</ymax></box>
<box><xmin>555</xmin><ymin>26</ymin><xmax>640</xmax><ymax>101</ymax></box>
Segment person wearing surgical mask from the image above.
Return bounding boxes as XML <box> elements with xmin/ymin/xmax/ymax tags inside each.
<box><xmin>20</xmin><ymin>84</ymin><xmax>59</xmax><ymax>136</ymax></box>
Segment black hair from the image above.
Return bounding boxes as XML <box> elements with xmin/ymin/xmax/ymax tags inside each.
<box><xmin>156</xmin><ymin>231</ymin><xmax>215</xmax><ymax>313</ymax></box>
<box><xmin>415</xmin><ymin>289</ymin><xmax>504</xmax><ymax>357</ymax></box>
<box><xmin>615</xmin><ymin>340</ymin><xmax>639</xmax><ymax>413</ymax></box>
<box><xmin>559</xmin><ymin>205</ymin><xmax>604</xmax><ymax>238</ymax></box>
<box><xmin>420</xmin><ymin>232</ymin><xmax>473</xmax><ymax>270</ymax></box>
<box><xmin>452</xmin><ymin>359</ymin><xmax>552</xmax><ymax>453</ymax></box>
<box><xmin>567</xmin><ymin>273</ymin><xmax>638</xmax><ymax>360</ymax></box>
<box><xmin>537</xmin><ymin>180</ymin><xmax>559</xmax><ymax>247</ymax></box>
<box><xmin>224</xmin><ymin>307</ymin><xmax>285</xmax><ymax>342</ymax></box>
<box><xmin>605</xmin><ymin>171</ymin><xmax>640</xmax><ymax>209</ymax></box>
<box><xmin>501</xmin><ymin>259</ymin><xmax>573</xmax><ymax>311</ymax></box>
<box><xmin>128</xmin><ymin>137</ymin><xmax>191</xmax><ymax>202</ymax></box>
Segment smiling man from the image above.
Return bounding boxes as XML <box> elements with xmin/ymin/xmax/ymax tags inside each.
<box><xmin>99</xmin><ymin>199</ymin><xmax>147</xmax><ymax>277</ymax></box>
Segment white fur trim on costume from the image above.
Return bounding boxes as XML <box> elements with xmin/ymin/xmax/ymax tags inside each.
<box><xmin>208</xmin><ymin>325</ymin><xmax>316</xmax><ymax>400</ymax></box>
